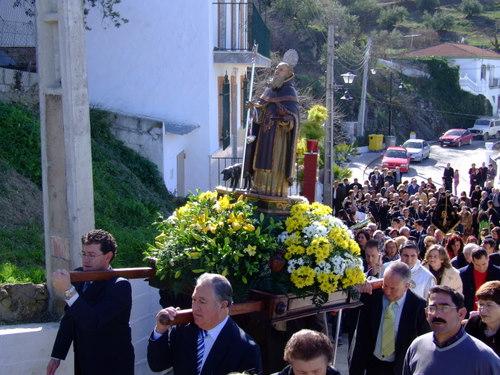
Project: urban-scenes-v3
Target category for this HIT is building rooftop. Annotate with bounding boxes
[400,43,500,59]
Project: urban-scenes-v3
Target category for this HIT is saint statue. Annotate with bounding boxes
[246,62,300,197]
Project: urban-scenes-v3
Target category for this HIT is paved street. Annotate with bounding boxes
[347,139,497,191]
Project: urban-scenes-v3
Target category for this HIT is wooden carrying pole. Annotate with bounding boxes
[69,267,383,325]
[69,267,155,282]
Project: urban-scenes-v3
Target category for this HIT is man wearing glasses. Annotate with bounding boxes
[349,262,430,375]
[403,285,499,374]
[47,229,134,375]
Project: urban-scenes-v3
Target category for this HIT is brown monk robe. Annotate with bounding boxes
[247,62,300,197]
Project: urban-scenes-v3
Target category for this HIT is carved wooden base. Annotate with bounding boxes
[216,186,302,217]
[249,289,361,323]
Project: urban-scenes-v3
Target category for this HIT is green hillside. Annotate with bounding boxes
[0,101,181,283]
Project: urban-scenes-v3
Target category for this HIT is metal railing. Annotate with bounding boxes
[212,156,243,187]
[212,156,302,196]
[214,2,270,58]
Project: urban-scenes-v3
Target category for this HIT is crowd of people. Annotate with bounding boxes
[46,159,500,375]
[337,162,500,373]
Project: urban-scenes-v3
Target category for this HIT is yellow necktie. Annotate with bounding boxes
[381,301,396,358]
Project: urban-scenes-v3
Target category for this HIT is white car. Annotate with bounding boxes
[402,139,431,162]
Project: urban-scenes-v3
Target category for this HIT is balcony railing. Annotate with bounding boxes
[214,2,270,59]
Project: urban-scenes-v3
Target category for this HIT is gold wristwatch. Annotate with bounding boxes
[64,286,76,300]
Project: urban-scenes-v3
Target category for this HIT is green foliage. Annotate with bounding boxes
[300,121,325,140]
[345,0,381,28]
[296,74,325,98]
[308,104,329,124]
[146,192,282,300]
[412,58,491,128]
[334,143,359,164]
[300,105,328,140]
[0,223,45,284]
[333,163,352,181]
[416,0,440,12]
[0,103,181,283]
[0,102,41,187]
[423,10,455,31]
[377,6,409,31]
[460,0,483,17]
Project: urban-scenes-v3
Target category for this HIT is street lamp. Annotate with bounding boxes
[340,72,356,101]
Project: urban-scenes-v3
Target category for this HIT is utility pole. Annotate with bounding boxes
[36,0,95,312]
[357,38,371,138]
[323,25,335,208]
[388,71,393,137]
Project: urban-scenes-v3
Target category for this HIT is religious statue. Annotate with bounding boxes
[246,62,300,197]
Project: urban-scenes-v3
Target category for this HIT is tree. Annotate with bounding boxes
[423,11,454,32]
[416,0,440,13]
[377,6,409,31]
[13,0,128,27]
[460,0,483,18]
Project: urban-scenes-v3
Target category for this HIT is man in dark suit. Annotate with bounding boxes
[459,248,500,314]
[47,230,134,375]
[349,262,430,375]
[148,273,262,375]
[332,181,343,215]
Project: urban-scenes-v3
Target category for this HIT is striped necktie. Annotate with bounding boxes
[196,328,207,374]
[381,301,396,358]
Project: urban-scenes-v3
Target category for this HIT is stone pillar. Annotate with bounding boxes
[36,0,94,312]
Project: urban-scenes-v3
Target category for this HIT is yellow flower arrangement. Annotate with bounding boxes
[278,201,366,304]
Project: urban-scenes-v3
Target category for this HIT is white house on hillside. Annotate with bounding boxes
[85,0,271,195]
[403,43,500,115]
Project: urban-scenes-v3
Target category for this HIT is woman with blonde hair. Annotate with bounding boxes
[422,244,462,293]
[382,239,400,263]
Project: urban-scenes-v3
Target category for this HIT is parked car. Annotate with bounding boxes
[439,129,473,147]
[381,146,411,173]
[468,116,500,141]
[402,139,431,162]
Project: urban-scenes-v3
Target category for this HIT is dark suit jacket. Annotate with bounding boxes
[349,289,430,375]
[147,317,262,375]
[459,262,500,313]
[51,270,134,375]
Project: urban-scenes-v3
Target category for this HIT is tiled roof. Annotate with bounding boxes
[400,43,500,59]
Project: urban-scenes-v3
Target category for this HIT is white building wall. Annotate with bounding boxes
[451,57,500,114]
[0,279,162,375]
[85,0,220,193]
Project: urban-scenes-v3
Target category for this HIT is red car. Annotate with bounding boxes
[439,128,473,147]
[381,146,411,173]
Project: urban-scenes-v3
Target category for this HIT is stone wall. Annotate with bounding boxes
[0,283,49,324]
[0,67,37,92]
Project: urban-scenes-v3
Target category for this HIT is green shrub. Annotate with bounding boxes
[460,0,483,17]
[377,6,408,31]
[423,11,455,31]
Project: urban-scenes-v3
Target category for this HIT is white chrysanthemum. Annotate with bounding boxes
[277,231,290,243]
[287,259,298,273]
[330,255,347,275]
[289,195,309,204]
[303,221,328,238]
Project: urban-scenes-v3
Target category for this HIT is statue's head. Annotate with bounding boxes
[270,62,294,89]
